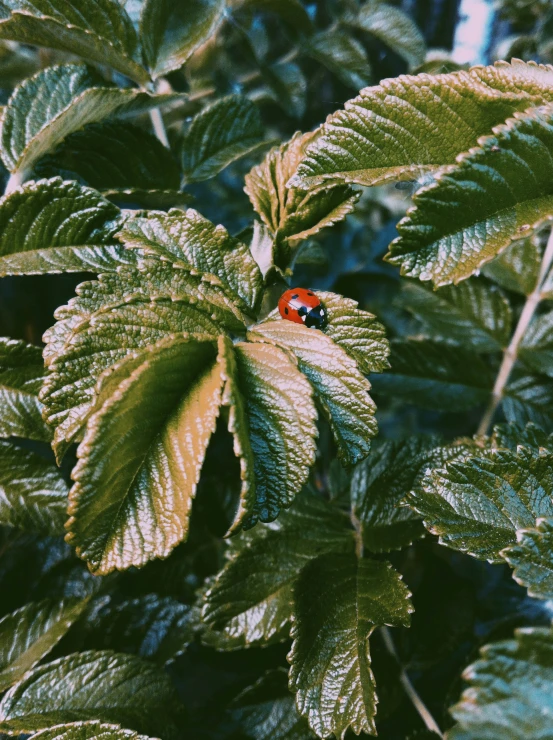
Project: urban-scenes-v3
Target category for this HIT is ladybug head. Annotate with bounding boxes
[304,304,327,329]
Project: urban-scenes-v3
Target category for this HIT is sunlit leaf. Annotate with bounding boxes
[29,722,155,740]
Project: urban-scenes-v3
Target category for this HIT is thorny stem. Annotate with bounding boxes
[476,226,553,438]
[380,627,444,738]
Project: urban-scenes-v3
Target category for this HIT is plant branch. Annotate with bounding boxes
[477,226,553,438]
[148,107,170,148]
[4,168,28,195]
[380,626,443,738]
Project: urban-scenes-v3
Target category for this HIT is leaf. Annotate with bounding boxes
[490,421,553,452]
[502,517,553,600]
[262,61,306,119]
[288,554,413,739]
[0,1,148,85]
[232,342,318,528]
[0,178,129,277]
[482,234,541,295]
[250,320,377,466]
[140,0,225,79]
[67,334,225,574]
[0,650,180,738]
[245,132,359,267]
[388,104,553,287]
[503,373,553,430]
[519,310,553,377]
[447,626,553,740]
[202,491,355,647]
[34,121,181,194]
[29,722,155,740]
[351,437,440,553]
[293,60,553,190]
[0,598,88,692]
[181,95,266,183]
[0,337,50,440]
[0,440,68,534]
[234,0,312,34]
[229,669,315,740]
[118,209,263,311]
[0,64,176,174]
[307,29,371,90]
[370,340,494,411]
[88,594,199,665]
[407,446,553,562]
[397,279,512,352]
[353,2,425,69]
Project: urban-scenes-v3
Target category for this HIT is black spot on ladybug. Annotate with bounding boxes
[291,294,299,299]
[307,291,314,296]
[284,307,289,314]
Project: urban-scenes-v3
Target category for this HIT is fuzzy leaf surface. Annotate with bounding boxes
[294,60,553,189]
[203,492,354,647]
[250,321,377,466]
[408,447,553,562]
[370,341,494,411]
[118,209,262,311]
[503,517,553,600]
[0,650,180,737]
[0,598,88,692]
[0,440,68,534]
[0,178,128,277]
[0,64,174,173]
[388,105,553,286]
[29,722,154,740]
[231,342,318,528]
[34,121,181,195]
[140,0,225,78]
[67,335,224,574]
[0,337,50,440]
[181,95,266,183]
[354,2,425,69]
[398,279,512,352]
[0,0,148,84]
[245,132,359,265]
[448,626,553,740]
[289,554,413,739]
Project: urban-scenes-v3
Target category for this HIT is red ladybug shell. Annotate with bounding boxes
[278,288,327,329]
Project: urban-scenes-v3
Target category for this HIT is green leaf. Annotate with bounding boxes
[262,61,306,119]
[0,337,50,441]
[490,421,553,451]
[353,2,425,69]
[370,340,494,411]
[447,626,553,740]
[0,178,129,277]
[140,0,225,79]
[229,669,315,740]
[397,279,512,352]
[0,1,148,85]
[29,722,155,740]
[289,554,413,739]
[293,60,553,189]
[351,437,441,553]
[250,320,377,466]
[387,104,553,286]
[245,132,359,267]
[0,598,88,692]
[89,594,199,664]
[1,64,176,174]
[307,29,371,90]
[118,209,263,311]
[482,233,541,295]
[502,517,553,600]
[407,446,553,562]
[234,0,312,34]
[231,341,318,528]
[504,373,553,430]
[181,95,266,183]
[202,491,354,647]
[0,650,180,738]
[34,121,182,195]
[0,440,68,534]
[519,309,553,377]
[67,334,225,574]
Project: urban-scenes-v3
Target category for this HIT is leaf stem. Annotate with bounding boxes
[4,168,28,195]
[476,226,553,437]
[149,107,170,148]
[380,626,443,738]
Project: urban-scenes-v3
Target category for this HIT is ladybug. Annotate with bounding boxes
[278,288,327,329]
